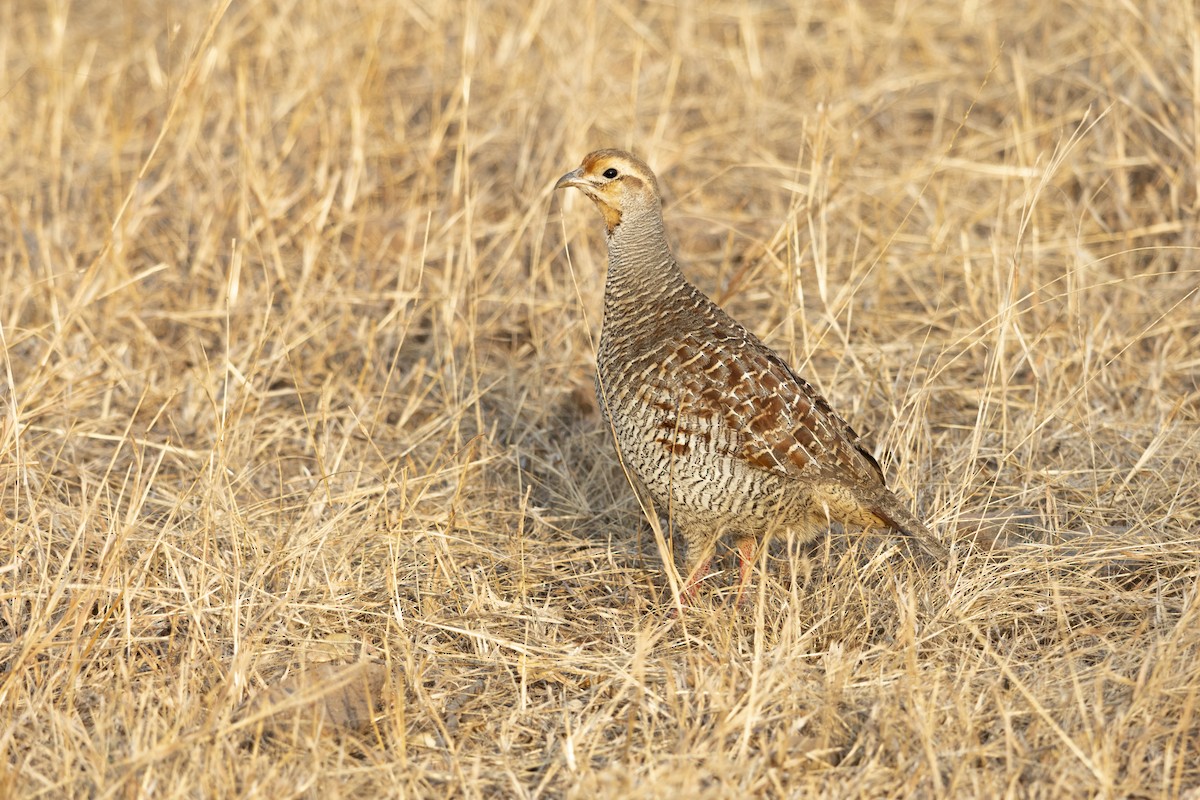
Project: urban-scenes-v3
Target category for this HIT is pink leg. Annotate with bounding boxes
[681,556,712,604]
[734,536,756,607]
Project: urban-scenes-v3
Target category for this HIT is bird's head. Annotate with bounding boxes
[555,149,661,234]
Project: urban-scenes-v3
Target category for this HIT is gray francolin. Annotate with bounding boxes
[555,149,946,604]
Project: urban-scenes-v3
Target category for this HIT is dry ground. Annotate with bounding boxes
[2,0,1199,797]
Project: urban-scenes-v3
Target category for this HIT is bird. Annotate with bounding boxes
[555,149,947,605]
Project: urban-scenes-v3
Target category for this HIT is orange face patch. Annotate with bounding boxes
[597,202,622,233]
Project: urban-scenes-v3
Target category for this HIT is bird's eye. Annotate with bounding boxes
[602,168,619,179]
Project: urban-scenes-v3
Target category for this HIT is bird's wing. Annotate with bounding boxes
[642,323,886,486]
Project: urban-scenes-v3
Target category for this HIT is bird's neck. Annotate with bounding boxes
[601,209,688,317]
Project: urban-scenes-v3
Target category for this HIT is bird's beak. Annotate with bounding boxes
[555,167,586,190]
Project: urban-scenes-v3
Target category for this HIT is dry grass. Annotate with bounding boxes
[2,0,1199,796]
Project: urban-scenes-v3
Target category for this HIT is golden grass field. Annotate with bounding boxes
[3,0,1199,796]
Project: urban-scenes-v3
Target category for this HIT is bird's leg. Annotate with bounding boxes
[681,556,712,604]
[733,535,757,607]
[671,525,719,610]
[668,556,711,618]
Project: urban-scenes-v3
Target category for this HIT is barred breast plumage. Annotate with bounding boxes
[555,149,946,604]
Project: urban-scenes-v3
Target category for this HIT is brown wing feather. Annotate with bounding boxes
[644,321,885,488]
